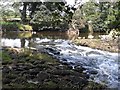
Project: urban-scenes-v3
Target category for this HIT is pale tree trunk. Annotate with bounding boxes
[88,21,94,39]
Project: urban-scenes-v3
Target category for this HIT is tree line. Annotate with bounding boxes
[1,0,120,32]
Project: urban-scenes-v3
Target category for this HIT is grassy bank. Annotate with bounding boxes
[74,38,119,53]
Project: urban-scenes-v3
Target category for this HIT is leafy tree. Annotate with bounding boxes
[79,1,119,32]
[29,2,75,30]
[108,1,120,30]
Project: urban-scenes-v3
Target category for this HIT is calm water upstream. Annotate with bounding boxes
[1,31,119,88]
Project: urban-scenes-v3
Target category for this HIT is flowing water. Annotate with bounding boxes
[1,31,119,88]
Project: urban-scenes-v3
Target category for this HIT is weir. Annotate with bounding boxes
[1,31,119,88]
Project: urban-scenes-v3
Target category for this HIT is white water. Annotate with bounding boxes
[35,39,119,88]
[1,38,119,88]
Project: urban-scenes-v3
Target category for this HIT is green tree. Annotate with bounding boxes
[79,1,118,32]
[29,2,75,30]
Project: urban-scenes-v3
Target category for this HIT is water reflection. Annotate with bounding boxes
[2,31,32,48]
[2,31,107,48]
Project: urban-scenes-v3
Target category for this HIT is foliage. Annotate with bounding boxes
[0,1,21,20]
[1,22,18,31]
[30,2,71,30]
[17,24,33,31]
[17,1,77,31]
[79,1,119,32]
[1,21,32,31]
[18,32,32,38]
[108,1,120,30]
[1,1,119,33]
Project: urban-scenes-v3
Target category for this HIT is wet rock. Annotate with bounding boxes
[17,60,26,63]
[69,76,87,85]
[25,64,34,69]
[52,70,72,76]
[22,65,31,70]
[20,70,28,75]
[61,62,69,65]
[14,77,27,84]
[12,65,25,71]
[55,65,70,70]
[2,47,106,89]
[74,65,86,73]
[29,59,35,63]
[2,60,12,65]
[88,70,98,74]
[28,69,39,75]
[2,66,10,73]
[42,81,58,88]
[37,72,49,82]
[83,73,90,79]
[62,58,67,61]
[35,64,49,70]
[5,73,17,79]
[33,60,45,65]
[27,75,36,79]
[2,78,11,84]
[45,47,60,55]
[82,81,106,90]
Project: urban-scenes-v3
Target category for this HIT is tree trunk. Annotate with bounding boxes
[21,2,27,23]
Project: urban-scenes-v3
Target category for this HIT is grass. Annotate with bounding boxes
[0,51,12,63]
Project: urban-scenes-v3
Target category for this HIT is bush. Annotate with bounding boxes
[1,22,33,31]
[1,22,18,31]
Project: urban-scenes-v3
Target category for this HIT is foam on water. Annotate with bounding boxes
[35,39,119,88]
[2,38,119,88]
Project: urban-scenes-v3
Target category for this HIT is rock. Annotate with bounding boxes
[52,70,72,76]
[28,69,39,75]
[61,62,69,65]
[2,66,10,73]
[2,78,11,84]
[69,76,87,86]
[5,74,17,79]
[42,81,58,88]
[82,81,106,90]
[27,75,36,79]
[83,73,90,79]
[14,77,27,84]
[74,65,86,73]
[37,72,49,82]
[45,47,60,55]
[33,60,45,65]
[62,58,67,61]
[89,70,98,74]
[35,64,49,70]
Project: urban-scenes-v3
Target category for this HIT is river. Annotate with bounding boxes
[1,31,119,88]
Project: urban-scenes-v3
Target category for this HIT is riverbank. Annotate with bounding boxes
[2,47,106,89]
[74,38,119,53]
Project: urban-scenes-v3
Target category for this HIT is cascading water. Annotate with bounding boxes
[35,38,119,88]
[2,38,119,88]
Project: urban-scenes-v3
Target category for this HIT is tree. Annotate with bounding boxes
[108,1,120,30]
[78,1,119,32]
[0,0,20,20]
[29,1,76,30]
